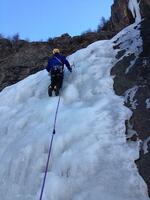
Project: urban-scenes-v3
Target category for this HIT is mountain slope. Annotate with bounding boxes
[0,24,149,200]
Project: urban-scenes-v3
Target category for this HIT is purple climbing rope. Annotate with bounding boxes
[39,95,61,200]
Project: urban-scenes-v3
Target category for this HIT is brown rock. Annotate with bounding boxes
[110,0,134,32]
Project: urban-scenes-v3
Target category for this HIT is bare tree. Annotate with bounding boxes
[81,28,93,36]
[12,33,20,42]
[97,17,107,32]
[0,33,4,39]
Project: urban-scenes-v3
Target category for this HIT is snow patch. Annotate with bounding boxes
[126,121,138,140]
[125,86,139,109]
[143,137,150,154]
[146,98,150,109]
[125,59,136,74]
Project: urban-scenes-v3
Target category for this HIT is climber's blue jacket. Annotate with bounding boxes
[46,53,72,73]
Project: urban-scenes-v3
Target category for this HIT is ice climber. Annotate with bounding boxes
[46,48,72,96]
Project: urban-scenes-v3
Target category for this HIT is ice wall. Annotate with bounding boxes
[128,0,142,23]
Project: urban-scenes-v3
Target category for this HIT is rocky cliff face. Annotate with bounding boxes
[110,0,134,31]
[140,0,150,19]
[110,0,150,196]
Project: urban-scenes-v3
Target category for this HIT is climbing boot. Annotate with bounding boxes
[54,86,59,96]
[48,85,52,97]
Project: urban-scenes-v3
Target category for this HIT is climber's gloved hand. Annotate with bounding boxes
[69,68,72,73]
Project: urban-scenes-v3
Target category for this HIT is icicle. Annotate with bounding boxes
[128,0,141,23]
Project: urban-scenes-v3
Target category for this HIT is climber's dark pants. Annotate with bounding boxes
[51,73,64,91]
[48,71,64,96]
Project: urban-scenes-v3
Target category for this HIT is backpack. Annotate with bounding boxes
[51,56,64,74]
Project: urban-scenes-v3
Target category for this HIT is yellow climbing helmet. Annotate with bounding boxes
[52,48,60,54]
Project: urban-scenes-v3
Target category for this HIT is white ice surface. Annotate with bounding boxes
[128,0,142,23]
[112,23,142,57]
[143,136,150,154]
[112,22,143,74]
[125,86,139,110]
[0,26,149,200]
[146,98,150,109]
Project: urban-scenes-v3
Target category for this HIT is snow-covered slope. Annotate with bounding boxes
[0,25,149,200]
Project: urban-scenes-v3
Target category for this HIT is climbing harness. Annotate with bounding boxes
[39,95,61,200]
